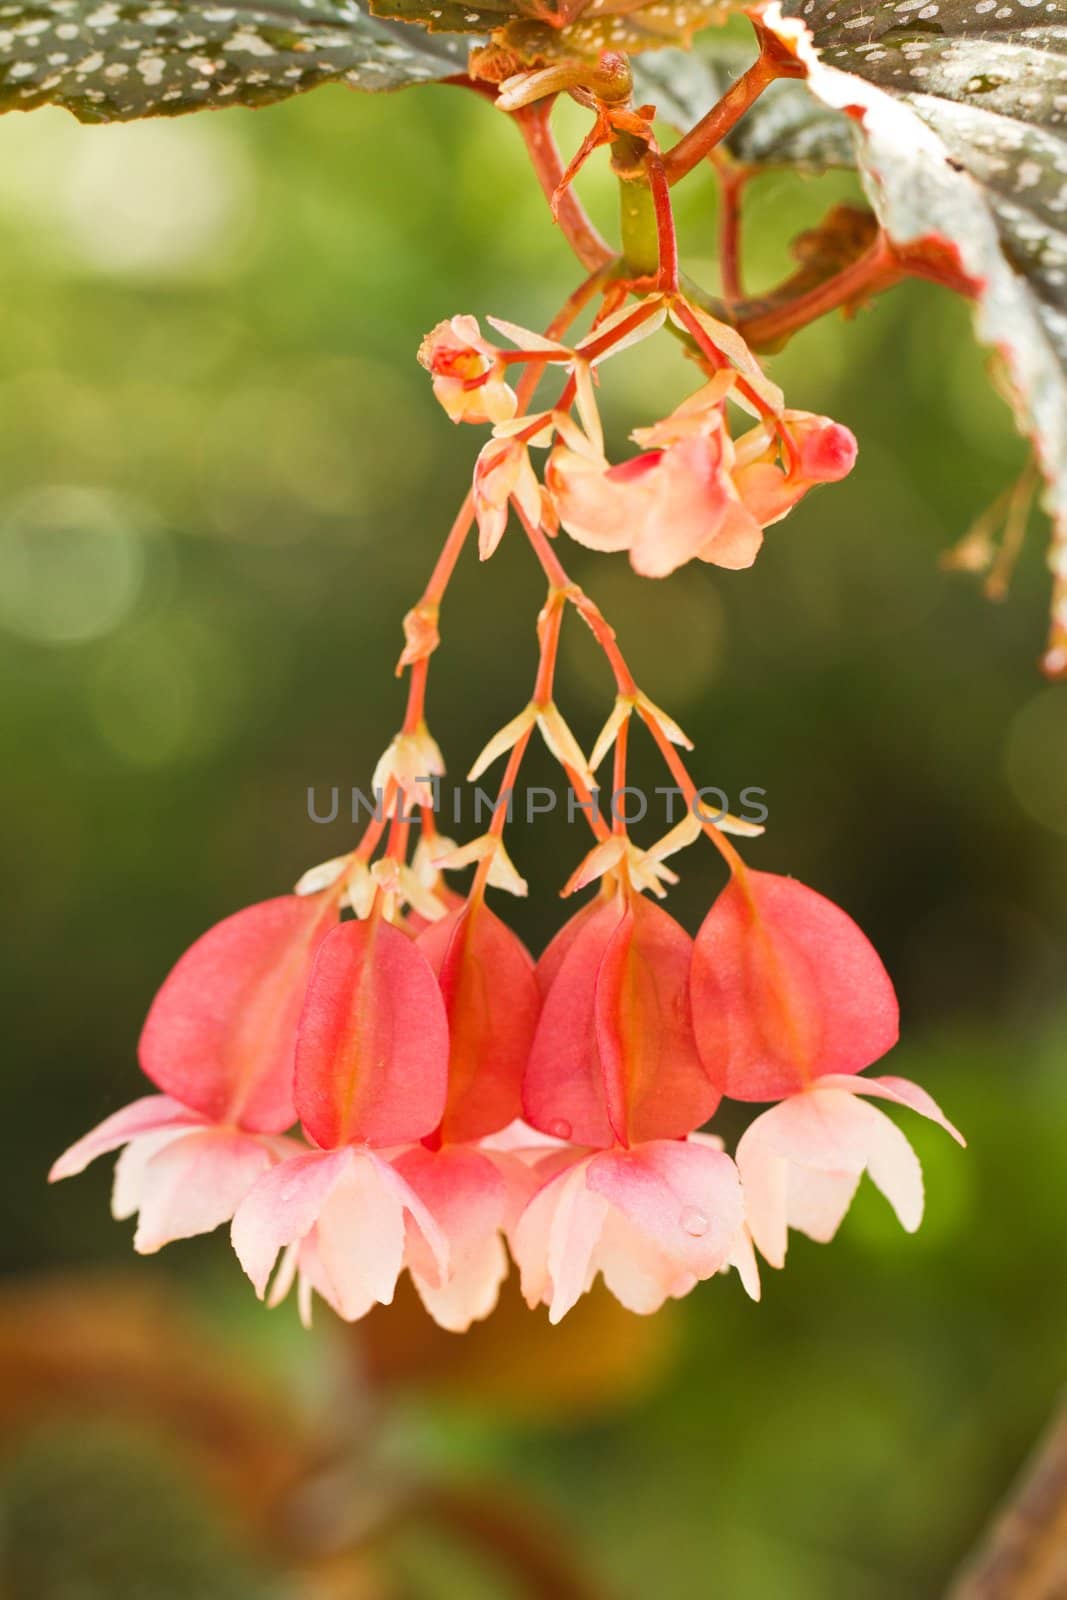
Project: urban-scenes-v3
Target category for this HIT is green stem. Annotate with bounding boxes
[612,133,659,281]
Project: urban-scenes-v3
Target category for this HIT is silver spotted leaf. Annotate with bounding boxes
[634,43,858,169]
[0,0,473,120]
[768,0,1067,661]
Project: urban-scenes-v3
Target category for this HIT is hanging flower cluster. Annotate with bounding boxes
[51,275,962,1328]
[49,820,962,1329]
[50,69,965,1329]
[418,292,856,577]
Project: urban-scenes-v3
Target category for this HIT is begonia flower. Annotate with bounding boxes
[50,894,337,1252]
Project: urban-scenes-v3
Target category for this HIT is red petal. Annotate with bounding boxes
[417,903,540,1143]
[524,900,621,1146]
[295,917,448,1148]
[139,895,338,1134]
[595,895,719,1143]
[536,895,606,997]
[525,895,717,1147]
[691,871,899,1101]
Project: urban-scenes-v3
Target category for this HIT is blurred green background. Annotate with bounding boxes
[1,66,1065,1599]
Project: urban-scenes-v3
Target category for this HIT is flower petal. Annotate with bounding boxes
[595,895,719,1143]
[512,1156,608,1324]
[524,900,622,1146]
[587,1140,744,1281]
[829,1073,966,1146]
[312,1151,411,1319]
[139,895,337,1134]
[416,902,540,1143]
[691,870,900,1101]
[395,1145,508,1332]
[48,1095,201,1183]
[295,918,448,1148]
[133,1128,275,1254]
[231,1148,354,1299]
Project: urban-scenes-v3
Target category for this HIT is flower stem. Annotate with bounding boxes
[516,503,745,877]
[661,46,794,187]
[737,232,900,348]
[512,100,615,273]
[711,152,748,302]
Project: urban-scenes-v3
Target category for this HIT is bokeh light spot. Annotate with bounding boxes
[0,486,145,645]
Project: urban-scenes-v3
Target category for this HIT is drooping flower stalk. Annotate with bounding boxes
[50,48,967,1333]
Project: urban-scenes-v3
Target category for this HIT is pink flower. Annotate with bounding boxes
[417,900,541,1144]
[393,1144,510,1332]
[418,315,517,426]
[690,869,900,1102]
[232,1144,447,1326]
[472,434,541,560]
[737,1074,965,1267]
[513,1138,744,1322]
[49,893,337,1251]
[732,409,857,527]
[524,891,719,1146]
[510,890,747,1320]
[231,914,451,1323]
[546,397,763,578]
[545,390,857,579]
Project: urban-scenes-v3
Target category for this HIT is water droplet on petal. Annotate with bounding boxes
[548,1118,572,1140]
[680,1206,708,1237]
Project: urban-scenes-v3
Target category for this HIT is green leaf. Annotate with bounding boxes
[635,43,857,170]
[768,0,1067,627]
[0,0,473,121]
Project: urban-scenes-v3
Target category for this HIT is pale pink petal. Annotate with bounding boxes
[394,1145,504,1291]
[112,1128,191,1221]
[783,1164,863,1245]
[545,446,641,554]
[312,1153,410,1319]
[823,1073,966,1146]
[477,1118,570,1154]
[738,1086,930,1254]
[512,1156,606,1324]
[231,1148,353,1298]
[586,1140,744,1282]
[854,1110,925,1231]
[545,1162,610,1324]
[414,1233,509,1332]
[739,1088,875,1171]
[595,1209,685,1314]
[723,1224,762,1301]
[698,500,765,569]
[133,1129,274,1254]
[628,437,734,579]
[735,1122,790,1268]
[49,1095,203,1183]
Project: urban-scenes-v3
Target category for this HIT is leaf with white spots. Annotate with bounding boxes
[634,43,858,169]
[371,0,727,52]
[0,0,473,121]
[764,0,1067,669]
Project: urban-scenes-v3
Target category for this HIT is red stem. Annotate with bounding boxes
[738,232,901,347]
[646,151,679,292]
[516,503,742,875]
[512,101,615,273]
[712,154,748,303]
[662,52,787,187]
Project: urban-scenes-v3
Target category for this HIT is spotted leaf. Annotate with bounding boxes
[0,0,473,122]
[764,0,1067,663]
